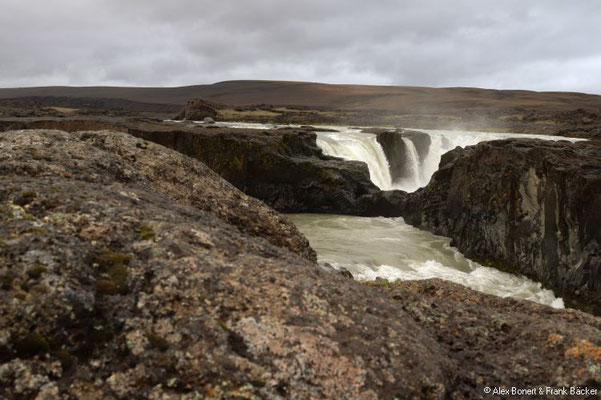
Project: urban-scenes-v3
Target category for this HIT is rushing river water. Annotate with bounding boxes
[209,121,574,307]
[288,214,564,308]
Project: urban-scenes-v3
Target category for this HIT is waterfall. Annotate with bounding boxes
[315,126,585,193]
[421,134,443,184]
[316,131,393,190]
[395,138,422,192]
[198,122,584,194]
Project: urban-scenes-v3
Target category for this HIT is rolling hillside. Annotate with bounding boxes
[1,80,601,113]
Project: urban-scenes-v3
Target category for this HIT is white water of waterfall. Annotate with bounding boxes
[421,135,443,186]
[316,130,393,190]
[396,138,422,192]
[318,128,585,192]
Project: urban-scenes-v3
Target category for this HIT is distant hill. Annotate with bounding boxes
[1,80,601,113]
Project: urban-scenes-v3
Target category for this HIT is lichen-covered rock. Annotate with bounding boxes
[2,129,601,399]
[0,129,451,399]
[404,139,601,313]
[0,128,314,262]
[373,278,601,397]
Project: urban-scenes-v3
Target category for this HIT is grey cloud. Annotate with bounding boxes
[1,0,600,93]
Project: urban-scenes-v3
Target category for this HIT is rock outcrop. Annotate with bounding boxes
[0,129,315,262]
[173,99,219,121]
[2,129,601,399]
[127,123,379,214]
[404,139,601,313]
[0,118,380,215]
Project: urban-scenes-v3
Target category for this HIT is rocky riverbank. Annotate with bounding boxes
[403,139,601,313]
[0,118,380,214]
[2,129,601,399]
[2,119,599,314]
[126,123,379,214]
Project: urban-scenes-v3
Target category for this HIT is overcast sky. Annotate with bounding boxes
[1,0,600,93]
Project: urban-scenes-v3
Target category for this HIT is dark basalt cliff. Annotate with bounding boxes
[2,129,601,399]
[404,139,601,312]
[126,124,380,214]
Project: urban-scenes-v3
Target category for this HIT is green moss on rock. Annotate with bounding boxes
[107,264,129,293]
[139,225,155,241]
[97,248,131,268]
[95,249,131,294]
[0,204,14,218]
[96,278,118,295]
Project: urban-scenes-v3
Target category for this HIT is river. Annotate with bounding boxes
[288,213,564,307]
[214,121,582,307]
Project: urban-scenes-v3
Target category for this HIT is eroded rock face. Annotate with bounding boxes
[405,139,601,312]
[1,130,601,399]
[127,124,379,214]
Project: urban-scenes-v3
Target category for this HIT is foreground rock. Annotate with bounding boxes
[404,139,601,313]
[2,130,601,399]
[0,129,435,399]
[372,278,601,397]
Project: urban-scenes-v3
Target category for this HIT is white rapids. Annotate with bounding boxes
[288,214,564,308]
